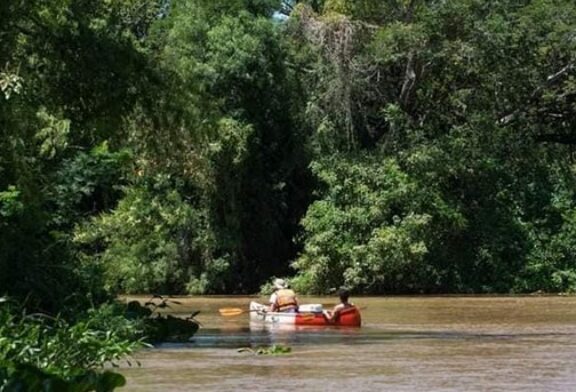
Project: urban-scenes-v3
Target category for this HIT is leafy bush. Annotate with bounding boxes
[0,298,151,391]
[125,296,200,342]
[74,175,222,294]
[0,302,144,377]
[292,154,435,293]
[0,363,125,392]
[515,177,576,293]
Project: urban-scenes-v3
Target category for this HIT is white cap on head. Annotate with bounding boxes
[273,278,288,290]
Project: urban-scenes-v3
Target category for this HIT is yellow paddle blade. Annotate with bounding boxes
[219,308,244,316]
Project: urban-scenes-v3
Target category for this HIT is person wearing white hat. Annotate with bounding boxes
[269,278,299,312]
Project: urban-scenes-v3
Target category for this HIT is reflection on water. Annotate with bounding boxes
[120,296,576,392]
[168,326,365,349]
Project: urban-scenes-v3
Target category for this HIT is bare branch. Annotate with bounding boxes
[399,51,417,110]
[498,62,575,125]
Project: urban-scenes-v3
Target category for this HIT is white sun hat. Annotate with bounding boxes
[273,278,288,290]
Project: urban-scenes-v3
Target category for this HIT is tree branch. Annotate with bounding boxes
[279,0,295,16]
[499,62,575,125]
[399,51,417,111]
[534,133,576,145]
[404,0,419,23]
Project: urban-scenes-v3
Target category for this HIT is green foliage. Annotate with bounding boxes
[237,344,292,355]
[125,296,200,342]
[0,69,23,100]
[111,0,311,293]
[0,300,145,391]
[3,0,576,320]
[0,305,143,375]
[0,142,130,312]
[284,0,576,294]
[0,363,125,392]
[0,0,158,311]
[51,143,132,227]
[75,175,217,294]
[36,108,71,159]
[516,173,576,293]
[292,154,434,293]
[0,186,23,221]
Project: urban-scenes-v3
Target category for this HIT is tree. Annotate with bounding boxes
[290,0,576,293]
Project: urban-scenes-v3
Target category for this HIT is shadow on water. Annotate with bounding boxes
[158,326,368,349]
[153,324,576,350]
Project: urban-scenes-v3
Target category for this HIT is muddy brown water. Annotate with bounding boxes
[120,296,576,391]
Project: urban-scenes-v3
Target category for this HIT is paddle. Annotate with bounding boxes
[219,307,263,316]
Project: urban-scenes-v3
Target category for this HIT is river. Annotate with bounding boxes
[120,296,576,391]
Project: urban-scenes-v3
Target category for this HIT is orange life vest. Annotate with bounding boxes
[276,289,298,311]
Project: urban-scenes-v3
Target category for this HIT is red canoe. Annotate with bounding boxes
[249,302,362,327]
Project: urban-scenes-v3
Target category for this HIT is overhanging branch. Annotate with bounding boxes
[498,62,575,125]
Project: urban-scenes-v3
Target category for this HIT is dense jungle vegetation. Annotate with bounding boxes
[4,0,576,303]
[2,0,576,387]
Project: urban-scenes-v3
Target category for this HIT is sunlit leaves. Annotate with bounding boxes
[292,155,434,293]
[0,186,23,221]
[74,176,221,294]
[35,108,70,159]
[0,69,23,100]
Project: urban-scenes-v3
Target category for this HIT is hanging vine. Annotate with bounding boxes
[293,5,364,151]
